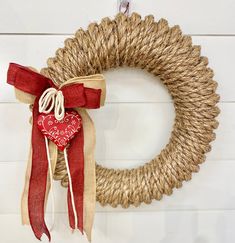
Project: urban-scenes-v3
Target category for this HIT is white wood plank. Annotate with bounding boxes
[0,160,235,213]
[0,0,234,34]
[1,103,174,162]
[0,35,65,102]
[0,102,232,162]
[0,210,234,243]
[0,36,234,103]
[0,2,233,242]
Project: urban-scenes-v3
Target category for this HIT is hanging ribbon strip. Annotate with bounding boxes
[7,63,106,241]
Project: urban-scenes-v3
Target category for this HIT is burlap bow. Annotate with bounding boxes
[7,63,106,241]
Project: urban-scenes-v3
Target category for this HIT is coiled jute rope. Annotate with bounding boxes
[40,13,220,208]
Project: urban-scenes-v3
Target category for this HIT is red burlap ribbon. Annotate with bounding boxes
[7,63,103,240]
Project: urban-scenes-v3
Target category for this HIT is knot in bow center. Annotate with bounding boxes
[39,87,65,121]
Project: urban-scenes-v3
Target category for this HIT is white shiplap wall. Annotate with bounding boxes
[0,1,234,243]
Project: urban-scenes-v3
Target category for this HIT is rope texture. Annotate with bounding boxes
[40,13,220,208]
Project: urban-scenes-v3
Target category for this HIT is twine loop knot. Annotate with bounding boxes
[39,87,65,121]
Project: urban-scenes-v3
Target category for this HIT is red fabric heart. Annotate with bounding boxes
[37,110,82,151]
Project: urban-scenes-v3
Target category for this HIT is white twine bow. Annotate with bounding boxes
[39,87,65,120]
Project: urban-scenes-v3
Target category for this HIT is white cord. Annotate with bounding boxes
[40,88,77,228]
[44,137,55,231]
[64,148,78,229]
[54,91,64,121]
[39,87,65,120]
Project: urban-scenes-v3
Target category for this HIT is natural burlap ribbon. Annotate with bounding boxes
[7,63,106,241]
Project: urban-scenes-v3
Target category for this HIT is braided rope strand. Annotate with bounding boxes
[40,13,220,208]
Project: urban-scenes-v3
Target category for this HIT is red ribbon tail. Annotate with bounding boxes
[67,126,84,232]
[28,98,51,241]
[33,223,51,242]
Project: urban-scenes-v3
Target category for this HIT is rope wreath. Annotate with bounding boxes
[40,12,220,208]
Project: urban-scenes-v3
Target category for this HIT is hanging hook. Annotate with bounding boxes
[118,0,130,16]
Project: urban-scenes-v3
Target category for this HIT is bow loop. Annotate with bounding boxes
[62,84,87,108]
[62,83,102,109]
[7,63,105,110]
[7,62,106,241]
[7,63,54,97]
[39,88,65,121]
